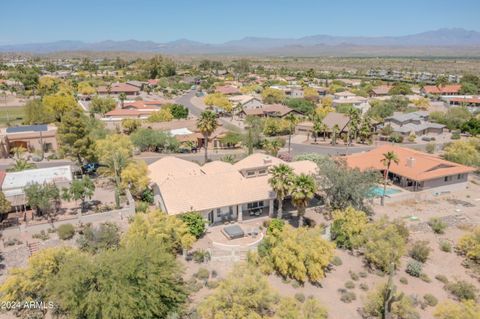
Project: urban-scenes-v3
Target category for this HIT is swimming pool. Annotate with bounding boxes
[369,186,402,197]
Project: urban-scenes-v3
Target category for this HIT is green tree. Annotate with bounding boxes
[434,300,480,319]
[0,191,11,215]
[331,206,368,249]
[443,138,480,167]
[354,217,408,271]
[57,108,94,165]
[62,175,95,213]
[96,134,134,208]
[197,110,218,163]
[263,138,284,156]
[6,159,36,172]
[290,173,317,228]
[261,88,286,104]
[121,118,141,134]
[118,92,127,108]
[457,226,480,264]
[388,82,413,95]
[24,182,60,218]
[51,239,187,319]
[198,264,278,319]
[130,128,179,152]
[89,95,116,116]
[285,113,299,154]
[268,164,294,219]
[120,160,150,198]
[381,151,399,206]
[168,103,189,119]
[23,99,53,124]
[180,211,206,239]
[42,93,78,122]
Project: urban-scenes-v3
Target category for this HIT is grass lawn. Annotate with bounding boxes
[0,106,25,126]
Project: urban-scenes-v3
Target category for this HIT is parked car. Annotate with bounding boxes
[81,163,106,175]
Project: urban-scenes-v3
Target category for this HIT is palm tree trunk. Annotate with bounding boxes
[277,198,283,219]
[381,167,389,206]
[288,133,292,154]
[204,133,209,163]
[298,208,304,227]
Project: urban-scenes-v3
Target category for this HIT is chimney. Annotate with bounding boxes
[407,157,415,168]
[264,156,272,164]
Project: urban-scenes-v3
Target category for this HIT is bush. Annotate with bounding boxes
[451,132,461,140]
[446,280,478,301]
[32,230,50,241]
[423,294,438,307]
[440,240,452,252]
[428,218,447,234]
[359,271,368,278]
[180,212,206,238]
[192,249,211,263]
[349,271,359,281]
[435,274,449,284]
[345,281,355,289]
[340,291,356,303]
[76,222,120,254]
[331,256,343,266]
[267,218,285,235]
[194,268,210,281]
[409,240,431,263]
[360,283,369,291]
[186,278,203,293]
[405,260,422,277]
[291,280,302,288]
[57,224,75,240]
[211,270,218,278]
[294,293,306,303]
[135,201,149,213]
[420,273,431,283]
[425,142,436,154]
[399,277,408,285]
[206,280,219,289]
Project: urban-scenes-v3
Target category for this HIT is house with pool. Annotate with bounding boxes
[345,145,475,193]
[148,154,317,224]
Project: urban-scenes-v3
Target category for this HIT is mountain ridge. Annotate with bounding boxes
[2,28,480,56]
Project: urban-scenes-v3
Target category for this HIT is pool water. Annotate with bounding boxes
[369,186,402,197]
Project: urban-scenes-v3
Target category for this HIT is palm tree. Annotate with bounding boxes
[348,108,361,145]
[264,139,283,157]
[268,164,294,219]
[119,92,127,108]
[285,113,298,154]
[331,124,340,146]
[380,151,399,206]
[197,110,218,163]
[321,123,328,141]
[7,159,36,172]
[312,117,322,143]
[290,174,317,227]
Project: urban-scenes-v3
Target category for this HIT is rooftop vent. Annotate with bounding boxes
[264,156,272,164]
[406,157,416,168]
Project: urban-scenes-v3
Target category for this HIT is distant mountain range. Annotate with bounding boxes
[2,28,480,56]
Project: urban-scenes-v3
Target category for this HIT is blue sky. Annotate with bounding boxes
[1,0,480,44]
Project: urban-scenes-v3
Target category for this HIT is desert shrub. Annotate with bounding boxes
[194,268,210,281]
[76,222,120,253]
[57,224,75,240]
[399,277,408,285]
[440,240,452,252]
[451,132,461,139]
[435,274,449,284]
[180,211,206,238]
[186,278,203,293]
[345,281,355,289]
[423,294,438,307]
[406,260,422,277]
[135,201,149,213]
[291,280,302,288]
[340,291,356,303]
[359,271,368,278]
[267,218,285,235]
[32,230,50,241]
[192,249,211,263]
[294,293,306,303]
[420,273,431,283]
[457,226,480,264]
[429,218,447,234]
[350,271,360,281]
[409,240,432,263]
[446,280,478,301]
[426,142,436,154]
[211,270,218,278]
[360,283,369,291]
[206,280,219,289]
[331,256,343,266]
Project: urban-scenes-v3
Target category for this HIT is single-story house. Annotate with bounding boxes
[148,154,317,223]
[215,85,241,95]
[383,111,445,136]
[1,165,73,207]
[421,84,461,96]
[448,97,480,108]
[229,95,263,110]
[97,83,140,96]
[238,104,300,118]
[0,124,58,157]
[103,109,151,121]
[369,85,392,97]
[345,145,475,192]
[123,99,173,111]
[295,112,351,137]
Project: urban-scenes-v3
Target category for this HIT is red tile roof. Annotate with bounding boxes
[449,97,480,104]
[123,99,172,110]
[215,85,240,95]
[345,145,475,182]
[422,84,461,95]
[97,83,140,94]
[104,109,144,117]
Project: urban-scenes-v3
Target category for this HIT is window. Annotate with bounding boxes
[259,169,267,175]
[246,171,255,177]
[444,176,448,182]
